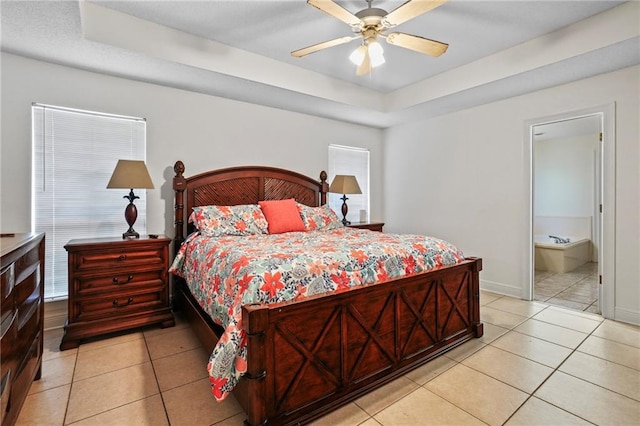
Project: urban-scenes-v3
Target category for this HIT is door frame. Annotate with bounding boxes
[523,103,615,318]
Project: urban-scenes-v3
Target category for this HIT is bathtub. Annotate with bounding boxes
[534,235,592,273]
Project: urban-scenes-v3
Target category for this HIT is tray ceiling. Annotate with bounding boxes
[1,1,638,127]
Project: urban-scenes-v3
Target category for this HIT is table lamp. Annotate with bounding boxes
[329,175,362,225]
[106,159,154,239]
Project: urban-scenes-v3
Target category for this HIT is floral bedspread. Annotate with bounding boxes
[169,227,465,400]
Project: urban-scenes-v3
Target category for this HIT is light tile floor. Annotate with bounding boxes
[17,293,640,425]
[534,262,600,314]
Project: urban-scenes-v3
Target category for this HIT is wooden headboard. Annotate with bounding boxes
[172,160,328,249]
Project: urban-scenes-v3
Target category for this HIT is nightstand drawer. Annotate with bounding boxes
[74,270,165,296]
[72,248,165,272]
[75,289,165,321]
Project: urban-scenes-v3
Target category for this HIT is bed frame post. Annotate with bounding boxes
[469,257,484,338]
[173,160,186,257]
[319,170,328,205]
[242,303,269,426]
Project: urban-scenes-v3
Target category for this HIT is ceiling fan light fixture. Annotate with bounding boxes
[367,39,385,67]
[349,44,367,66]
[294,0,450,76]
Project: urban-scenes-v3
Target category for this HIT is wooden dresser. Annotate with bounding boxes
[1,233,45,426]
[60,236,174,350]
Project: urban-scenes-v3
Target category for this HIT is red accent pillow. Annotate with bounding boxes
[259,199,306,234]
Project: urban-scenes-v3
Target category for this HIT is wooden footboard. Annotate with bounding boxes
[171,161,483,425]
[240,257,483,425]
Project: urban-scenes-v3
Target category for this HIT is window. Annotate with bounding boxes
[328,144,370,223]
[32,104,147,300]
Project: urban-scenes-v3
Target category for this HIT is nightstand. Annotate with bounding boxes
[347,222,385,232]
[60,235,174,350]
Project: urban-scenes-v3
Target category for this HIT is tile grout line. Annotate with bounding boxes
[501,317,609,425]
[477,303,596,425]
[44,293,633,426]
[142,328,173,426]
[534,265,599,314]
[366,363,491,426]
[420,305,545,425]
[63,327,158,425]
[62,341,79,426]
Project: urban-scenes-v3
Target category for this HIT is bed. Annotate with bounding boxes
[170,160,483,425]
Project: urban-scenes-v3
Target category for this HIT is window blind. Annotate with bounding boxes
[32,104,147,300]
[328,144,370,223]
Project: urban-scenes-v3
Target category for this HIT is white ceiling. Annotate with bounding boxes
[1,1,638,128]
[90,0,624,92]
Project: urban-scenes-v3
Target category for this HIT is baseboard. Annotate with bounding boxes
[44,299,67,330]
[480,279,522,299]
[614,306,640,326]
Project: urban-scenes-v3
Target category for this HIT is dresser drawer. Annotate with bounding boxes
[71,247,166,272]
[13,294,40,368]
[13,264,41,329]
[0,233,44,426]
[17,295,41,345]
[1,368,11,425]
[0,264,15,348]
[74,288,166,321]
[73,270,166,296]
[10,333,41,422]
[13,245,41,280]
[1,263,14,303]
[0,292,15,339]
[1,311,17,368]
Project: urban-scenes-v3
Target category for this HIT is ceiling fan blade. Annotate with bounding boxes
[356,50,372,76]
[291,36,358,58]
[383,0,449,27]
[385,32,448,57]
[307,0,361,26]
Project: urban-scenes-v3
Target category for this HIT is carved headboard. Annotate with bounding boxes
[172,160,328,250]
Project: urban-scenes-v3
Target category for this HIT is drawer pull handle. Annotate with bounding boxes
[113,275,134,285]
[118,254,127,261]
[112,297,133,308]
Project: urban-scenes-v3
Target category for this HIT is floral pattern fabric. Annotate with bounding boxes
[191,204,268,237]
[297,203,344,231]
[169,227,465,401]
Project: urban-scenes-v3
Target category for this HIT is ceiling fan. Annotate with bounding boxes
[291,0,449,76]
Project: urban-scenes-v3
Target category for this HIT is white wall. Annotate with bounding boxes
[0,53,384,241]
[534,134,598,218]
[3,53,638,324]
[384,65,639,324]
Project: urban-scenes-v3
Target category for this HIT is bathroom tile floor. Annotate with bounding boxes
[17,291,640,425]
[534,262,600,314]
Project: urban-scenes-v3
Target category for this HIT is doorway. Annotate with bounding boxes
[532,115,602,313]
[525,103,616,319]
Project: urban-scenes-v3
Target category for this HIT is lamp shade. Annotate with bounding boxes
[106,160,154,189]
[329,175,362,195]
[349,45,367,66]
[367,39,385,67]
